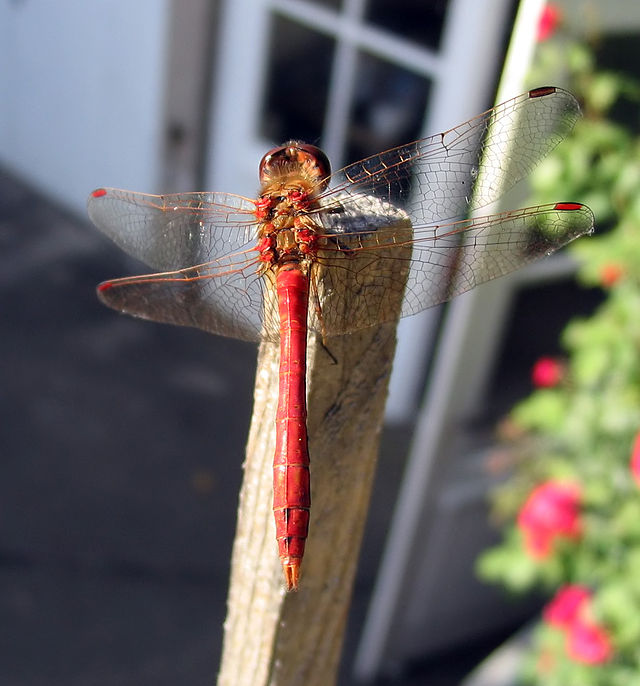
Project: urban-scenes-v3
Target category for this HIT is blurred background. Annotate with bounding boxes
[1,0,638,684]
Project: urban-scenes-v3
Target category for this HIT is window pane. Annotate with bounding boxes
[345,52,431,162]
[365,0,447,49]
[260,14,335,145]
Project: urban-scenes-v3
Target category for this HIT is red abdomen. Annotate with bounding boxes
[273,265,310,590]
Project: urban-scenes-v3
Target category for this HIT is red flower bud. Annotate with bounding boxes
[599,263,624,288]
[531,357,564,388]
[537,4,562,42]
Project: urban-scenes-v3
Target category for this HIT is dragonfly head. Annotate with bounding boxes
[259,141,331,193]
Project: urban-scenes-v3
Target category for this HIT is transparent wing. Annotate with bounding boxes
[89,188,277,341]
[94,199,593,342]
[317,87,580,226]
[89,88,592,343]
[88,188,258,270]
[95,252,280,343]
[309,197,594,336]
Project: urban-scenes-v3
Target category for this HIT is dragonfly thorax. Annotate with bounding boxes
[256,212,319,268]
[254,184,314,221]
[276,228,297,253]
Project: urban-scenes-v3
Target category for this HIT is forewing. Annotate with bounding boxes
[88,188,258,270]
[320,87,580,226]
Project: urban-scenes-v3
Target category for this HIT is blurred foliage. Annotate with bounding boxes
[477,8,640,684]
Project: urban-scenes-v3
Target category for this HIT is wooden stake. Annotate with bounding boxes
[217,206,411,686]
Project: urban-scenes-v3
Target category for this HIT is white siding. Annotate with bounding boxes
[0,0,170,214]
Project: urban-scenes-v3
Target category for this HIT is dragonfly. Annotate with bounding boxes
[88,86,594,591]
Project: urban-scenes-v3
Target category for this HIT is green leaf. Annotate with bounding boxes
[512,391,568,433]
[587,72,624,112]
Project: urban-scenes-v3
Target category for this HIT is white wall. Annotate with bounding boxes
[0,0,170,215]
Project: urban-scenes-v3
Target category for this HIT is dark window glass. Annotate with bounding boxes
[345,52,431,162]
[260,14,335,145]
[597,34,640,135]
[365,0,447,49]
[486,281,603,423]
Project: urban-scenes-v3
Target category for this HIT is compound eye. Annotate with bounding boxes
[258,145,287,182]
[259,142,331,189]
[293,143,331,182]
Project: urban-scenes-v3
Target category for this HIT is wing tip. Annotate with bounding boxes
[529,85,557,99]
[554,202,583,211]
[97,281,114,293]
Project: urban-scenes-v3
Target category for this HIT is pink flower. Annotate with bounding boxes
[517,481,582,558]
[531,357,564,388]
[544,585,591,629]
[537,4,562,41]
[543,586,614,665]
[566,617,613,664]
[630,431,640,487]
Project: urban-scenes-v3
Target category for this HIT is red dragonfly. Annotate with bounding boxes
[88,86,593,590]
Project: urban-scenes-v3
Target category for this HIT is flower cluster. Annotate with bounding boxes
[517,481,582,558]
[477,11,640,683]
[543,586,613,665]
